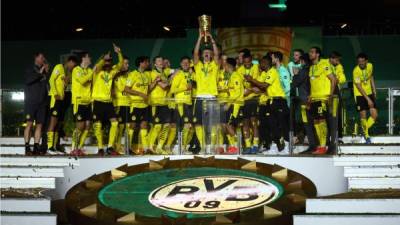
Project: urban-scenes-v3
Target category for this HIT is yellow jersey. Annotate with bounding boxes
[237,64,260,100]
[309,58,333,100]
[149,68,169,106]
[263,67,285,98]
[113,72,130,107]
[71,65,93,106]
[193,60,219,97]
[217,68,229,103]
[126,69,150,108]
[227,71,244,105]
[92,52,123,102]
[49,64,66,99]
[353,63,373,97]
[331,63,346,86]
[169,70,192,105]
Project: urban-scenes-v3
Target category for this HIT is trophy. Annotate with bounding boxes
[198,15,212,43]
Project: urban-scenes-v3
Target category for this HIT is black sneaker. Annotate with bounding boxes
[47,147,60,155]
[276,138,285,151]
[25,144,32,155]
[106,147,118,156]
[97,149,105,156]
[33,143,41,155]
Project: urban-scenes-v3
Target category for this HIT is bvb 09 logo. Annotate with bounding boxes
[149,175,281,214]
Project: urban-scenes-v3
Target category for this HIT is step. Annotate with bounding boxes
[0,145,25,155]
[0,177,55,189]
[0,137,71,145]
[334,155,400,166]
[342,136,400,144]
[344,166,400,178]
[339,145,400,155]
[0,197,51,212]
[349,177,400,189]
[0,166,65,177]
[293,214,400,225]
[0,156,79,167]
[306,198,400,213]
[0,213,56,225]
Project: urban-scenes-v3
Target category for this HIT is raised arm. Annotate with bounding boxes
[193,29,203,65]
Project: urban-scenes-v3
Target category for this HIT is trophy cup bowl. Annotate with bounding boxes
[198,14,212,43]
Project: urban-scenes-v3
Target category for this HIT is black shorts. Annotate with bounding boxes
[59,91,71,122]
[151,105,171,124]
[226,105,244,126]
[50,100,63,119]
[92,101,117,122]
[24,102,47,124]
[131,107,150,123]
[243,99,258,119]
[356,95,377,112]
[193,98,218,124]
[117,106,132,123]
[258,104,271,120]
[310,101,328,120]
[174,104,193,126]
[74,104,91,122]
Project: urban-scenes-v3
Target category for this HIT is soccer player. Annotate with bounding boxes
[288,49,304,77]
[329,51,346,150]
[216,54,229,153]
[148,56,171,154]
[223,57,244,154]
[308,47,336,154]
[291,53,317,153]
[192,29,220,152]
[112,56,130,154]
[91,43,123,155]
[169,56,194,153]
[71,52,93,155]
[237,51,260,154]
[47,55,78,154]
[246,54,288,152]
[237,48,250,68]
[124,56,151,154]
[353,53,377,144]
[24,52,50,155]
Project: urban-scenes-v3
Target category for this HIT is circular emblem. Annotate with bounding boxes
[93,115,97,120]
[155,117,160,123]
[193,117,197,122]
[77,115,82,121]
[52,110,58,116]
[149,175,281,214]
[26,114,31,119]
[184,117,189,122]
[132,115,136,121]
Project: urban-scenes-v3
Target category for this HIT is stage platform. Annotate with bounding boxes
[1,136,400,225]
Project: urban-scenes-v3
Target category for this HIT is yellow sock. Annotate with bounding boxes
[195,125,205,149]
[128,128,134,148]
[116,124,125,147]
[253,137,259,147]
[108,121,118,148]
[78,129,89,148]
[211,126,217,146]
[166,126,177,148]
[314,123,321,147]
[139,129,149,149]
[149,124,162,148]
[319,121,327,146]
[367,117,375,129]
[182,126,190,150]
[71,129,81,150]
[227,134,237,146]
[361,118,368,137]
[157,124,170,149]
[47,131,54,149]
[93,122,103,149]
[54,132,59,148]
[245,138,252,148]
[218,127,224,146]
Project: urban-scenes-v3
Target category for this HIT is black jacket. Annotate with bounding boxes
[24,64,49,105]
[290,66,310,103]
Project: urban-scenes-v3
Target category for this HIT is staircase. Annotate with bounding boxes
[293,141,400,225]
[0,153,79,225]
